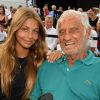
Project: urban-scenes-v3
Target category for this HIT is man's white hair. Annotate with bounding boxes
[56,10,91,50]
[56,10,91,33]
[45,15,53,22]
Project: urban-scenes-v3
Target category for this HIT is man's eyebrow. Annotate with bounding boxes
[70,27,79,29]
[58,29,65,32]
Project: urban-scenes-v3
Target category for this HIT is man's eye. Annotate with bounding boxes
[59,31,65,36]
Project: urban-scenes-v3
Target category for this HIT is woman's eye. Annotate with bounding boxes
[20,27,29,32]
[32,29,39,34]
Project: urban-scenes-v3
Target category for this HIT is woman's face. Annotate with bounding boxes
[0,7,4,15]
[97,19,100,31]
[16,18,39,50]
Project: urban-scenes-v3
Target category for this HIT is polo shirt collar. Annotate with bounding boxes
[81,50,95,65]
[57,50,95,65]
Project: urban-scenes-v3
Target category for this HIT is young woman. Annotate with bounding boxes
[0,7,47,100]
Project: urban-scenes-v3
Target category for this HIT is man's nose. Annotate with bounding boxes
[64,31,72,40]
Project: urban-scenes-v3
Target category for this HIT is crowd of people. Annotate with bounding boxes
[0,3,100,100]
[34,4,100,56]
[0,4,100,55]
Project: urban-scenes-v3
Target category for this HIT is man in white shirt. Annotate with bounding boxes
[88,29,98,54]
[44,15,58,52]
[0,25,7,43]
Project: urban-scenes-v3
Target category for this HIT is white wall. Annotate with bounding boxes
[0,0,26,7]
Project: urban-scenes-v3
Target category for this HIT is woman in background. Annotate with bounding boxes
[0,5,8,30]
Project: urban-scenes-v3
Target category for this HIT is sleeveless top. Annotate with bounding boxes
[0,57,28,100]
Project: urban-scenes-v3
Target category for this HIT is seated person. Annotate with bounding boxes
[31,10,100,100]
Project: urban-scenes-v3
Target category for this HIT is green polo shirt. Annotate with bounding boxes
[31,50,100,100]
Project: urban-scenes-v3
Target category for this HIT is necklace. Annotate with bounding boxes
[18,57,27,69]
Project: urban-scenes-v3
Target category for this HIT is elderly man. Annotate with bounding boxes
[31,10,100,100]
[44,15,58,52]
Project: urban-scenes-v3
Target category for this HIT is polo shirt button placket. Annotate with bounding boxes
[67,68,69,71]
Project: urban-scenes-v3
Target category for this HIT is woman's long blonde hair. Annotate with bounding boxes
[0,7,47,99]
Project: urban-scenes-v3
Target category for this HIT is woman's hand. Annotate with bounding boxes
[47,50,63,63]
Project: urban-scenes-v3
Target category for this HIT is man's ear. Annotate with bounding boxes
[86,27,91,39]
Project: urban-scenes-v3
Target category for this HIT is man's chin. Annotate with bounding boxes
[64,50,79,56]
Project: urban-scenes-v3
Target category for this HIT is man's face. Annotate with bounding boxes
[58,16,88,56]
[45,19,53,29]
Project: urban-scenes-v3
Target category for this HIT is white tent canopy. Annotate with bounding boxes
[0,0,27,7]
